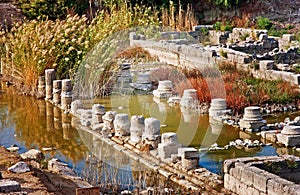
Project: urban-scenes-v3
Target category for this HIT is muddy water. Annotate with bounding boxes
[0,83,299,183]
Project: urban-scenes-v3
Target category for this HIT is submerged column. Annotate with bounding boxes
[45,69,55,100]
[61,79,72,111]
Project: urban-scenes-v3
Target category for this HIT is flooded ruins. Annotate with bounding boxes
[1,27,300,194]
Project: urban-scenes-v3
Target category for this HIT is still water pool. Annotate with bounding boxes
[0,83,299,184]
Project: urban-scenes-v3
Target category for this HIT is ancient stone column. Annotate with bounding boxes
[45,69,55,100]
[178,147,199,169]
[158,132,182,160]
[142,117,161,149]
[61,79,72,111]
[153,80,173,99]
[102,111,116,137]
[80,109,92,127]
[37,76,46,98]
[130,115,145,143]
[239,106,266,131]
[70,100,83,116]
[52,80,62,104]
[209,98,228,117]
[92,104,105,125]
[277,125,300,147]
[114,114,130,136]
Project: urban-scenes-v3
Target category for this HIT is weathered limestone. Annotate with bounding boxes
[209,98,228,117]
[239,106,266,131]
[70,100,83,115]
[91,104,105,125]
[142,118,161,149]
[61,79,72,111]
[130,115,145,143]
[0,180,21,193]
[277,125,300,147]
[158,132,182,160]
[37,76,46,98]
[153,80,173,99]
[8,162,30,173]
[178,148,199,169]
[130,73,152,91]
[224,156,300,195]
[52,80,62,104]
[102,111,116,137]
[113,113,130,136]
[80,109,92,127]
[259,60,274,70]
[180,89,198,109]
[45,69,55,100]
[20,149,44,161]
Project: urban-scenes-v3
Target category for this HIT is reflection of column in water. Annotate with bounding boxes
[46,101,54,131]
[180,107,193,123]
[114,149,129,167]
[62,112,72,140]
[53,107,62,130]
[130,160,145,187]
[37,100,46,117]
[209,117,223,135]
[150,97,167,124]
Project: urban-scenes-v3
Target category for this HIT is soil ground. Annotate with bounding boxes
[0,146,78,194]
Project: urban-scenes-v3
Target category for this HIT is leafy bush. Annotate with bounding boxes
[256,16,272,30]
[14,0,89,20]
[211,0,243,8]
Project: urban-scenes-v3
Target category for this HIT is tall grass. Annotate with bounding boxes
[161,1,197,31]
[0,3,160,93]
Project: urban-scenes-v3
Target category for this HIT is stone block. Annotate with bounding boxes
[178,147,198,159]
[283,184,300,195]
[20,149,44,161]
[158,142,181,159]
[8,162,30,173]
[293,74,300,85]
[252,171,268,193]
[267,178,295,195]
[277,133,300,147]
[282,34,295,43]
[224,173,236,192]
[240,166,255,186]
[223,159,236,173]
[248,186,260,195]
[236,180,248,195]
[0,180,21,193]
[259,60,274,70]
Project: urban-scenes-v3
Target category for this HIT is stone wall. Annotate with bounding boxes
[224,156,300,195]
[130,32,217,69]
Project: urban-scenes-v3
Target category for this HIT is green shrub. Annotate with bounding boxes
[15,0,89,20]
[256,16,272,30]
